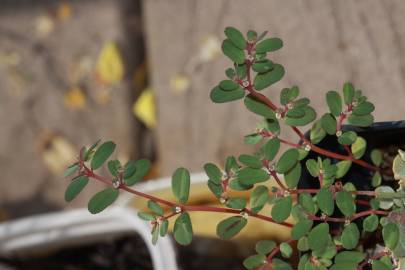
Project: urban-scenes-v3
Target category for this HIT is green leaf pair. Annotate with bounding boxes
[210,85,245,103]
[150,219,169,245]
[253,64,285,91]
[284,106,317,127]
[306,158,339,186]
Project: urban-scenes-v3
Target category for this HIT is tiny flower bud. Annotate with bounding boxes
[304,144,311,152]
[240,211,249,219]
[112,179,120,189]
[242,80,249,87]
[219,197,227,204]
[287,103,294,109]
[174,206,182,213]
[336,130,342,137]
[156,217,163,225]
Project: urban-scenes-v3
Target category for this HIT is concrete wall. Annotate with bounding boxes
[143,0,405,175]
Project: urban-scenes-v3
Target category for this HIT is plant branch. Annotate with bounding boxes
[83,165,293,228]
[242,47,380,174]
[308,209,388,223]
[357,251,390,270]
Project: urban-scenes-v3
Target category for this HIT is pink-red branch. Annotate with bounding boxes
[308,209,387,223]
[267,239,295,264]
[82,165,293,228]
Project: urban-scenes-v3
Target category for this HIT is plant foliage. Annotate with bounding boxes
[64,26,405,270]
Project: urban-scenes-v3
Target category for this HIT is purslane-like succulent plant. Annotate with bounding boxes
[64,27,405,270]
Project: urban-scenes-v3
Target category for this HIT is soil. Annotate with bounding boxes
[176,237,249,270]
[0,235,251,270]
[0,234,153,270]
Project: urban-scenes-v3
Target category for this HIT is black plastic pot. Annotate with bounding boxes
[299,121,405,191]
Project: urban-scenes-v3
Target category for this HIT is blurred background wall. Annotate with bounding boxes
[1,0,405,219]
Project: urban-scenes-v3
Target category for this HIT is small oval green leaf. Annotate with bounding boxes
[171,167,190,204]
[65,176,89,202]
[210,86,245,103]
[255,38,283,53]
[221,39,245,64]
[317,188,334,216]
[88,188,119,214]
[341,223,360,249]
[216,216,247,240]
[224,27,246,50]
[173,212,193,245]
[321,113,337,135]
[326,91,342,117]
[271,196,292,223]
[382,222,399,250]
[244,94,276,119]
[276,149,299,174]
[351,137,367,159]
[91,141,116,170]
[253,64,285,91]
[336,191,356,217]
[124,159,151,186]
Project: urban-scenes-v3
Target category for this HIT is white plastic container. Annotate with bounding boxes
[0,207,178,270]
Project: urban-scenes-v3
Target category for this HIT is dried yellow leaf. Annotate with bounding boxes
[95,42,124,85]
[40,134,76,174]
[64,88,86,109]
[57,2,72,21]
[133,88,156,129]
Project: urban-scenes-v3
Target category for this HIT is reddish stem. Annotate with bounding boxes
[357,251,390,270]
[278,137,302,148]
[83,165,294,228]
[308,209,387,223]
[267,239,295,264]
[270,171,288,191]
[163,212,178,220]
[343,145,352,157]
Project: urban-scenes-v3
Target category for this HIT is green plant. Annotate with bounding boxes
[64,27,405,270]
